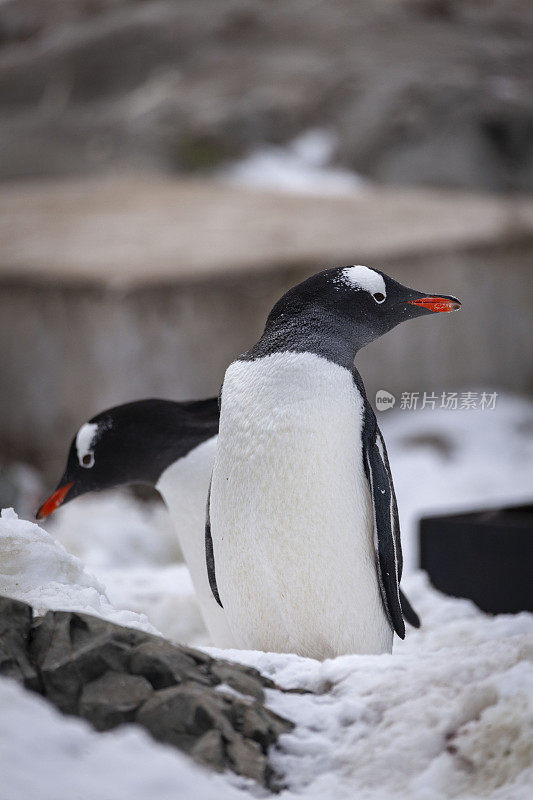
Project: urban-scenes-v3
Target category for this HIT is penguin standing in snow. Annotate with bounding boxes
[207,265,460,658]
[36,393,420,647]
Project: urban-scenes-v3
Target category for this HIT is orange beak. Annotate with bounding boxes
[407,296,461,313]
[36,482,74,521]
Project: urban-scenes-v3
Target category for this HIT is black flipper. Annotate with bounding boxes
[361,402,405,639]
[205,480,223,608]
[399,588,421,628]
[376,427,421,630]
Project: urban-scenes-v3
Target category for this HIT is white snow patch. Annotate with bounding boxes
[219,129,365,196]
[0,508,157,633]
[0,678,248,800]
[45,490,181,570]
[99,564,208,647]
[208,573,533,799]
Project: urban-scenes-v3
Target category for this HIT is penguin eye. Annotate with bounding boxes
[81,453,94,468]
[373,292,385,303]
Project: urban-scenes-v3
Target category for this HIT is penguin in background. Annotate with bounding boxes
[207,265,460,658]
[36,398,237,646]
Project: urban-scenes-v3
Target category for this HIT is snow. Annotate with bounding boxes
[45,490,182,570]
[210,572,533,799]
[0,678,247,800]
[99,564,208,647]
[0,508,158,634]
[1,396,533,798]
[219,129,364,196]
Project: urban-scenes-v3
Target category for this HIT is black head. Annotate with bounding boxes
[36,397,219,520]
[245,265,461,367]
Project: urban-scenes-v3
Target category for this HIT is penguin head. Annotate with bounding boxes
[36,411,143,520]
[262,264,461,358]
[36,398,219,520]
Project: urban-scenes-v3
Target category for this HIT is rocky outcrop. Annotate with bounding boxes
[0,0,531,190]
[0,596,294,788]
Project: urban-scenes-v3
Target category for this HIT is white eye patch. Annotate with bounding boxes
[76,422,98,468]
[339,265,386,301]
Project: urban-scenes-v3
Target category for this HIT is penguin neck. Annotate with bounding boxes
[243,306,365,370]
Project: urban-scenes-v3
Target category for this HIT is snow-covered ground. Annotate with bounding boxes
[218,129,364,196]
[1,396,533,799]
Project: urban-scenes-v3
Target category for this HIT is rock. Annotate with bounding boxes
[30,609,147,713]
[1,599,294,788]
[79,671,153,731]
[226,737,269,786]
[0,596,38,690]
[137,683,238,751]
[129,639,208,689]
[189,729,226,772]
[211,661,266,702]
[230,702,290,751]
[0,1,531,189]
[136,680,291,781]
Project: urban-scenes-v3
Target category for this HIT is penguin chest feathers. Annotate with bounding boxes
[210,351,392,658]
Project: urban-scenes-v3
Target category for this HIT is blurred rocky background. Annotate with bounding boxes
[1,0,532,189]
[1,0,532,495]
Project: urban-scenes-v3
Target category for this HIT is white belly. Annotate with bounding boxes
[210,352,392,658]
[157,437,237,648]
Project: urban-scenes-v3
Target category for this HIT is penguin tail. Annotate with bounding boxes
[399,589,421,628]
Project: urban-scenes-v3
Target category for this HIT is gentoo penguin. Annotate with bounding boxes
[207,265,460,658]
[35,398,237,646]
[37,395,421,646]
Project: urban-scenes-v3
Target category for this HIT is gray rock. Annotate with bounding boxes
[129,639,208,689]
[1,599,295,788]
[137,682,238,752]
[189,729,226,772]
[211,661,266,702]
[30,609,147,713]
[136,679,291,782]
[79,670,153,731]
[226,737,269,786]
[0,595,38,690]
[230,701,290,751]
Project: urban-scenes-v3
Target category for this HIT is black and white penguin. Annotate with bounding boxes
[35,398,237,645]
[36,392,421,647]
[207,265,460,658]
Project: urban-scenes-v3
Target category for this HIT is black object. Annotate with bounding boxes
[420,504,533,614]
